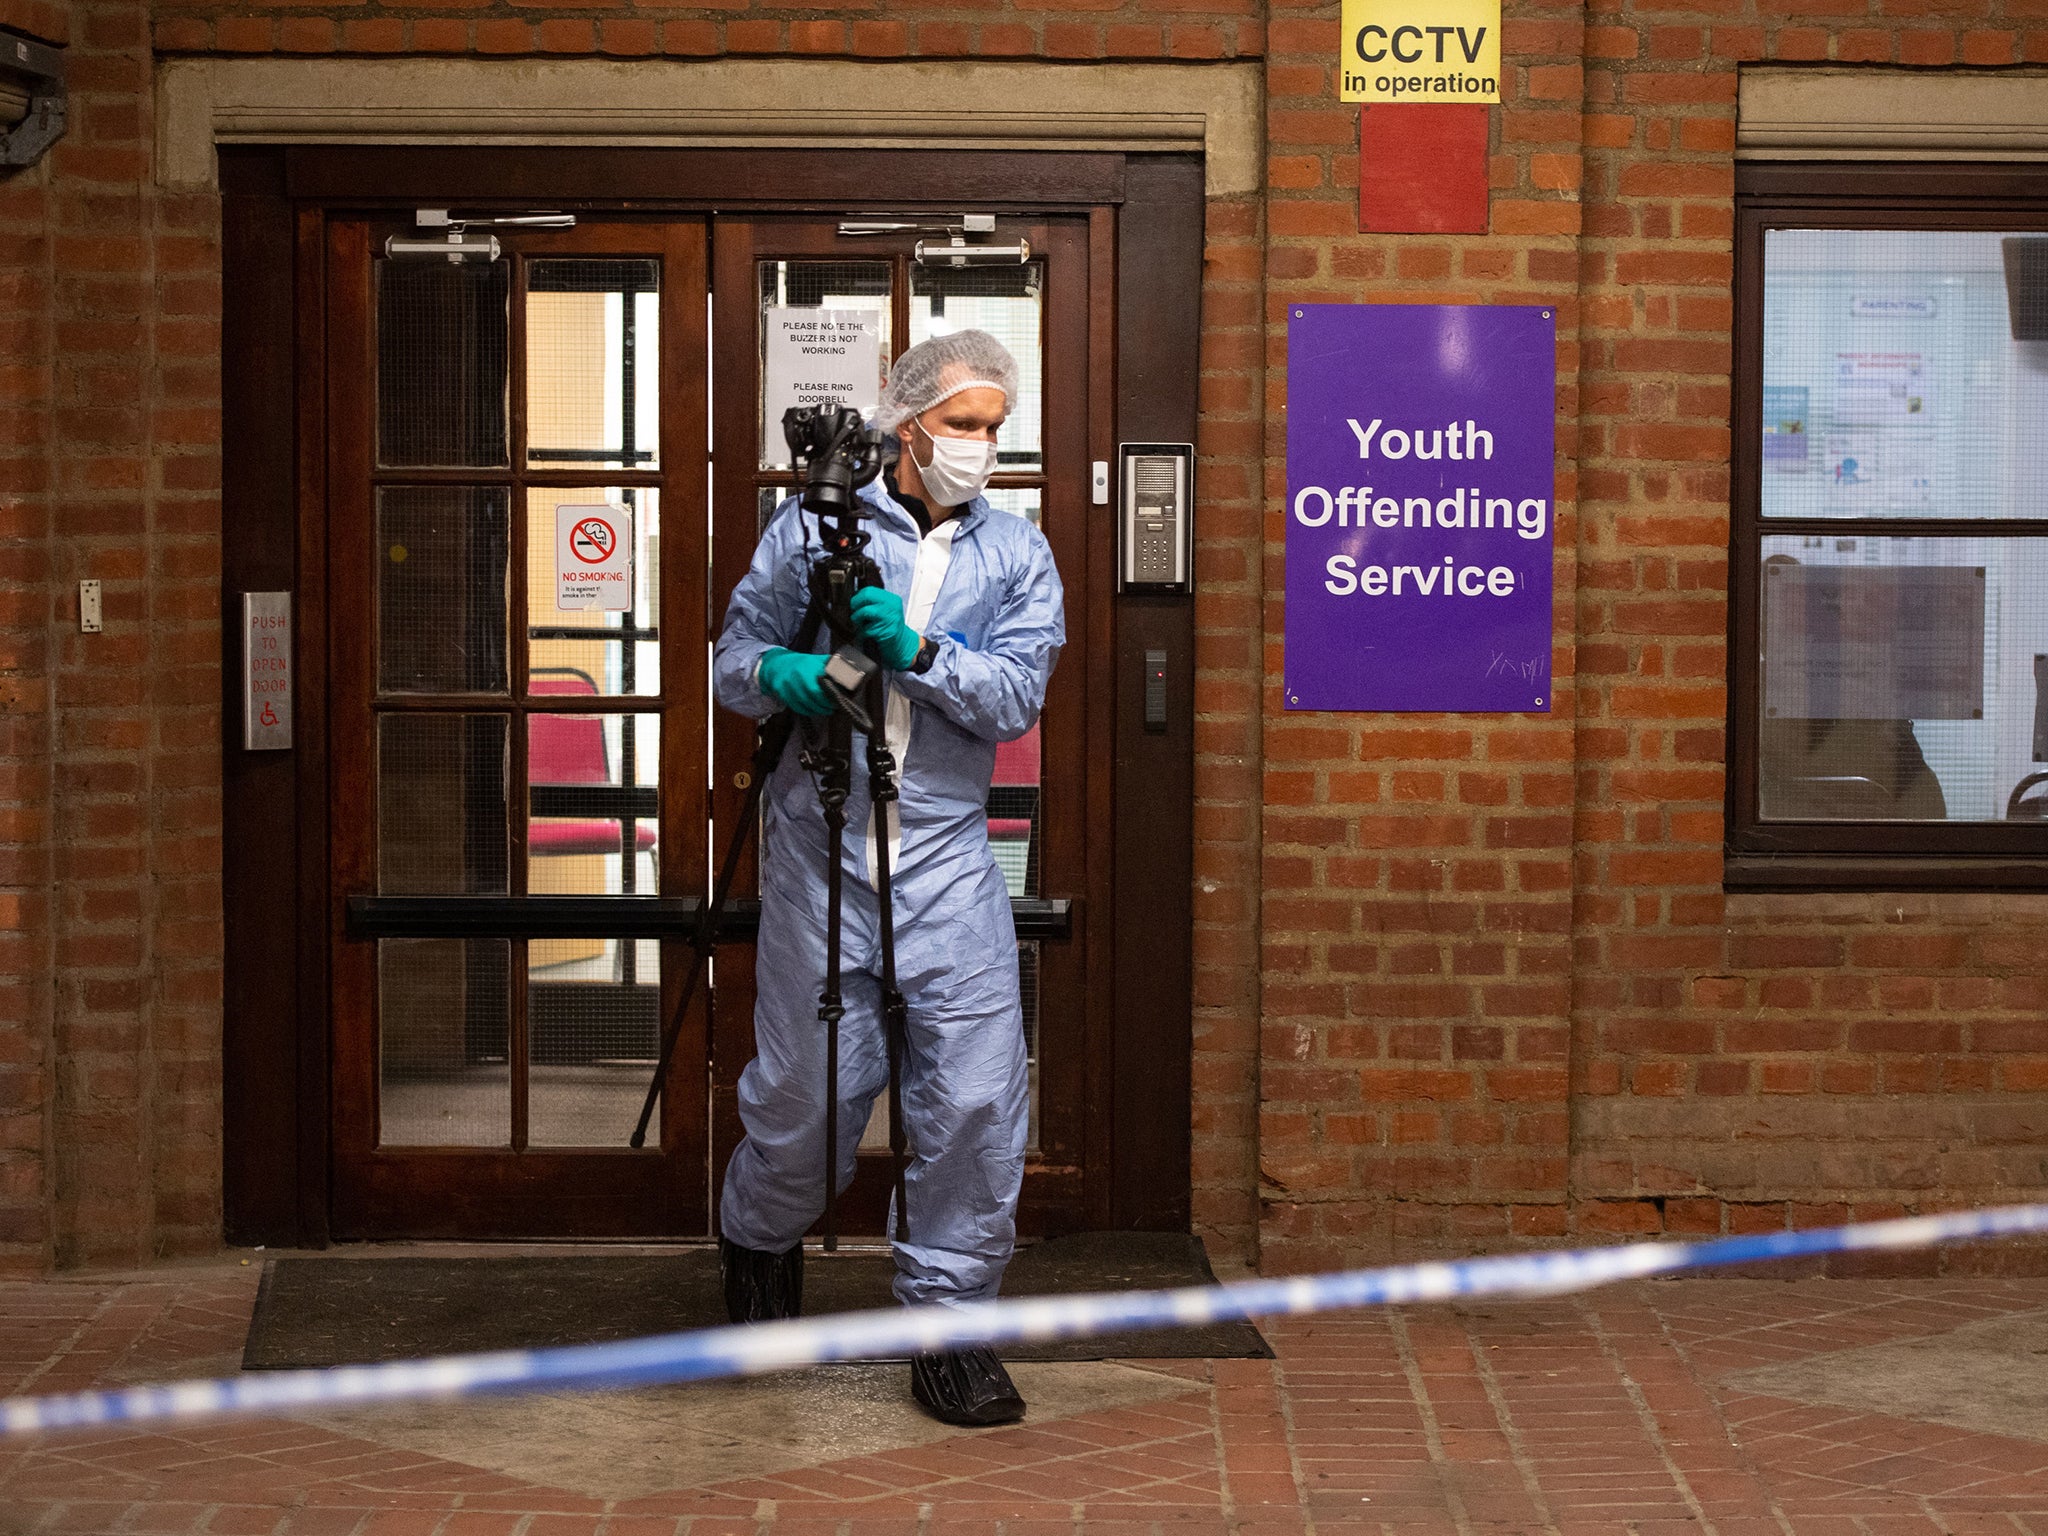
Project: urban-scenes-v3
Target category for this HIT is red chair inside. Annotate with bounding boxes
[988,721,1039,841]
[530,669,658,858]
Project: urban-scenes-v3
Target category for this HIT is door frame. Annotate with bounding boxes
[219,145,1201,1245]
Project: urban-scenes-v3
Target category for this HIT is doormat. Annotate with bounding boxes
[241,1231,1271,1369]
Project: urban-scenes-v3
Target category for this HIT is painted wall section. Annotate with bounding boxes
[1359,104,1490,233]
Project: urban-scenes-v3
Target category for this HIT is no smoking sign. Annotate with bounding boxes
[555,501,634,612]
[570,516,615,564]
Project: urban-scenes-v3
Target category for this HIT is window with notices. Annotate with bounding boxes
[1733,167,2048,887]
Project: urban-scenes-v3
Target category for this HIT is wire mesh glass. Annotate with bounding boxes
[910,263,1044,472]
[377,258,510,469]
[527,937,661,1147]
[1761,229,2048,522]
[988,719,1040,900]
[376,487,509,696]
[525,487,660,696]
[982,491,1046,898]
[377,713,509,895]
[527,260,660,472]
[527,711,660,898]
[980,486,1042,528]
[756,484,794,540]
[377,938,510,1147]
[1759,534,2048,821]
[757,261,892,470]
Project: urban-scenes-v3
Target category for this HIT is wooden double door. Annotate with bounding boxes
[218,150,1199,1244]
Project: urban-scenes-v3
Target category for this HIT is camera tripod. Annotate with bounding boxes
[630,407,911,1252]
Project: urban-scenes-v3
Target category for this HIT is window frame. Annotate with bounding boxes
[1730,162,2048,892]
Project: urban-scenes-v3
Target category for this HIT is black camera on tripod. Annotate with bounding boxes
[783,403,891,729]
[784,402,886,523]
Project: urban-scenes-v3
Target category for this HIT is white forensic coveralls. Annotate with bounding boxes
[713,476,1064,1307]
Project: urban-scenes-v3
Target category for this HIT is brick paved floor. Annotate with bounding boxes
[5,1261,2048,1534]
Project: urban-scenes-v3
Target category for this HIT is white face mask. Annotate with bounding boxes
[912,418,998,509]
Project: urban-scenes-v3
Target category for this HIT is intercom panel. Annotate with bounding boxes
[1118,443,1194,593]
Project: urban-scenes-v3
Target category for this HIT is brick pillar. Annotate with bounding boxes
[0,0,69,1277]
[43,0,223,1267]
[1191,188,1266,1267]
[1259,0,1586,1268]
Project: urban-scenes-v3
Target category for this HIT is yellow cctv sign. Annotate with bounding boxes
[1339,0,1500,103]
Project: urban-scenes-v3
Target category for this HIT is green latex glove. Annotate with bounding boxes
[757,648,834,716]
[850,587,922,671]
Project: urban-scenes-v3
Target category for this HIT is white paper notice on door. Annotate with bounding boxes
[555,502,634,612]
[761,307,883,448]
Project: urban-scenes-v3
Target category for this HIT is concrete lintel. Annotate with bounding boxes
[1740,66,2048,161]
[156,57,1263,196]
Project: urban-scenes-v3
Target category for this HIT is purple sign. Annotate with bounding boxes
[1285,304,1556,712]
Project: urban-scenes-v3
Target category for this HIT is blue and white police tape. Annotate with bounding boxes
[7,1202,2048,1436]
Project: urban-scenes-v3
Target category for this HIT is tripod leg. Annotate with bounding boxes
[864,674,913,1246]
[873,799,912,1246]
[630,713,797,1150]
[817,711,852,1254]
[638,579,819,1152]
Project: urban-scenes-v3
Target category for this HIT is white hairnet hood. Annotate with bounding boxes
[874,330,1021,433]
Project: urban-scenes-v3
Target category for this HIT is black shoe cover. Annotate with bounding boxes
[909,1346,1026,1427]
[719,1236,803,1324]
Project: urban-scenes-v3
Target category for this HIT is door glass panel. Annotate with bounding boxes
[527,259,660,471]
[982,486,1042,527]
[528,938,660,1147]
[377,487,509,695]
[985,494,1044,898]
[757,484,793,538]
[377,258,510,469]
[526,487,661,696]
[377,713,509,895]
[910,263,1044,472]
[527,712,659,896]
[378,938,510,1147]
[990,720,1040,899]
[757,261,892,470]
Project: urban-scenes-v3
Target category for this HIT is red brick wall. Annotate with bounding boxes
[1569,12,2048,1256]
[0,0,68,49]
[1,0,224,1273]
[1255,2,2048,1270]
[1193,187,1266,1264]
[0,0,66,1274]
[1257,6,1588,1266]
[5,0,2047,1274]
